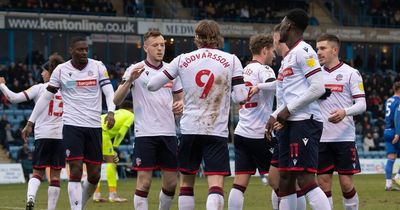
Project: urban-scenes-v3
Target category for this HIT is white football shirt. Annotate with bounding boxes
[235,61,276,139]
[277,40,323,121]
[49,58,111,128]
[162,48,244,137]
[319,62,365,142]
[123,60,182,137]
[24,83,63,139]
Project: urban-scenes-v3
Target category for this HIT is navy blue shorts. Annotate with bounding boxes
[278,119,322,173]
[133,136,178,171]
[63,125,102,165]
[233,134,273,175]
[270,136,279,168]
[384,129,400,155]
[317,142,361,175]
[32,138,65,170]
[179,134,230,176]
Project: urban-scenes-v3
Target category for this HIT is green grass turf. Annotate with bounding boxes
[1,174,399,210]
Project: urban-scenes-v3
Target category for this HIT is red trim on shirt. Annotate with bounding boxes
[284,38,303,58]
[249,60,261,64]
[305,68,321,78]
[22,91,30,101]
[163,70,174,80]
[352,94,365,99]
[232,76,244,80]
[145,60,163,70]
[173,89,183,94]
[324,61,344,73]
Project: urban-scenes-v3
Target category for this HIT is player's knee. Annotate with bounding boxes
[87,173,101,184]
[296,172,315,188]
[388,153,397,160]
[137,174,152,191]
[163,180,177,192]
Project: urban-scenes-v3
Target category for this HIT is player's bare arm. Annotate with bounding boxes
[277,106,291,124]
[114,64,145,105]
[172,91,183,114]
[0,77,5,84]
[21,121,33,142]
[104,112,115,129]
[393,134,399,144]
[265,116,276,141]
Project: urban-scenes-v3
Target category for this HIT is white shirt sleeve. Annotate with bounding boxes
[49,66,62,88]
[172,76,183,93]
[257,65,276,90]
[148,56,181,91]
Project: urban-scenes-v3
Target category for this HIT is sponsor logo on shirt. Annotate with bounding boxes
[358,82,364,91]
[163,81,173,88]
[305,56,316,67]
[335,74,343,81]
[277,67,294,81]
[325,84,344,92]
[77,79,97,87]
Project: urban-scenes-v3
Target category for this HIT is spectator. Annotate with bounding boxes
[363,132,375,151]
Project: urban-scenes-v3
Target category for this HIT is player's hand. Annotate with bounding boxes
[128,63,145,82]
[265,116,276,141]
[0,77,5,84]
[277,106,290,125]
[105,112,115,129]
[113,152,119,163]
[248,86,260,98]
[21,121,33,142]
[393,135,399,144]
[328,109,346,123]
[172,100,183,114]
[273,121,284,130]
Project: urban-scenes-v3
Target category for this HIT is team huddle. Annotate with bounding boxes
[1,8,374,210]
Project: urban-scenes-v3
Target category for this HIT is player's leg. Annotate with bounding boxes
[228,135,253,210]
[81,127,103,209]
[277,124,298,210]
[179,174,196,210]
[269,137,280,210]
[160,170,177,210]
[26,169,45,210]
[269,166,280,210]
[317,142,335,208]
[135,170,153,210]
[339,175,358,210]
[228,174,251,210]
[177,135,202,210]
[291,120,330,210]
[47,168,62,210]
[336,142,361,210]
[392,142,400,187]
[132,137,159,210]
[47,139,66,210]
[295,185,306,210]
[203,136,230,210]
[384,130,399,190]
[159,136,178,210]
[64,125,85,210]
[26,139,48,209]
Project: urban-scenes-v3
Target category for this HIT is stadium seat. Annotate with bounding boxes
[9,145,22,160]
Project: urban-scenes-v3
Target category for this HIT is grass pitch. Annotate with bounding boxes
[1,174,399,210]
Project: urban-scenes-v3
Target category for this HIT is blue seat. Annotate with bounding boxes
[23,109,33,117]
